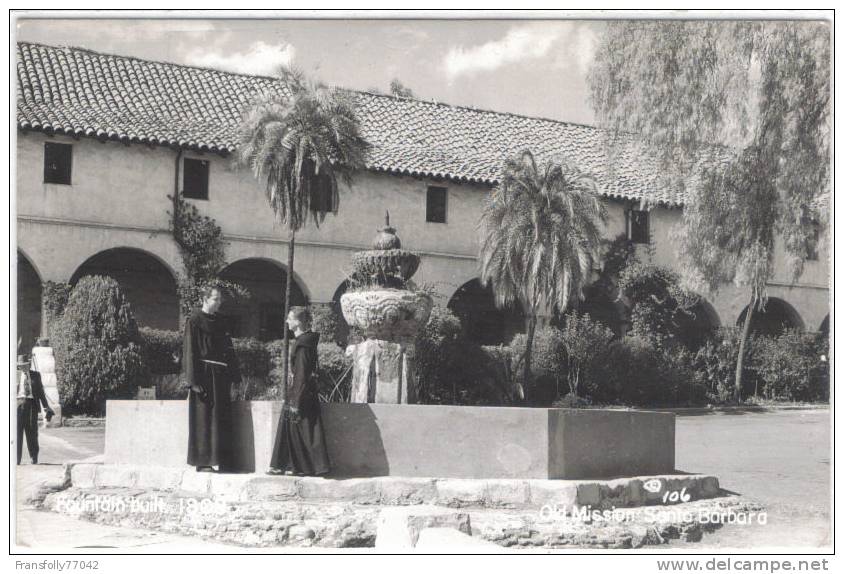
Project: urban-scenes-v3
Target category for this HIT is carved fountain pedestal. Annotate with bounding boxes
[340,215,433,404]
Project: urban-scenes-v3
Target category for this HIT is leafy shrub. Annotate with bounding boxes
[153,373,188,400]
[618,262,700,350]
[232,337,270,378]
[42,280,72,330]
[52,276,147,415]
[464,345,519,405]
[415,305,464,404]
[139,327,182,374]
[689,327,744,403]
[553,392,593,408]
[510,326,567,405]
[316,343,353,402]
[439,343,522,406]
[266,339,286,368]
[168,193,248,314]
[558,313,614,399]
[265,339,352,402]
[594,335,703,407]
[137,329,269,378]
[311,304,348,346]
[751,329,829,401]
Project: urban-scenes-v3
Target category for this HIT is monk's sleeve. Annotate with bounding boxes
[225,336,242,386]
[289,346,308,410]
[182,318,197,389]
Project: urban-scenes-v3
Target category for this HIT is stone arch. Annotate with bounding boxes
[329,280,353,345]
[819,315,829,336]
[676,295,721,350]
[17,249,43,351]
[70,247,180,331]
[219,258,309,341]
[737,297,805,337]
[447,278,526,345]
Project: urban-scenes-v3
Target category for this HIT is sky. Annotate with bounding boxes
[15,17,604,126]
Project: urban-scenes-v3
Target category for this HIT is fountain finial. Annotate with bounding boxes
[372,212,401,250]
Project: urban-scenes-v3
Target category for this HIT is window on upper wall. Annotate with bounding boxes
[43,142,72,185]
[627,209,650,244]
[807,223,821,261]
[310,175,335,213]
[183,158,210,200]
[426,186,447,223]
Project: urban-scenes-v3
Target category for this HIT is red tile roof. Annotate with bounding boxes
[16,41,685,206]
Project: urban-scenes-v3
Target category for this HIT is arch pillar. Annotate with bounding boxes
[17,250,43,349]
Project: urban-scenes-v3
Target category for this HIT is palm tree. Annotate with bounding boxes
[479,149,607,398]
[236,67,370,400]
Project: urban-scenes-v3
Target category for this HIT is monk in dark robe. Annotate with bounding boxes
[184,286,241,472]
[268,306,330,476]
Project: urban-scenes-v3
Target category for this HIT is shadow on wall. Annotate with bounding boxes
[322,404,389,478]
[224,402,389,476]
[229,402,256,472]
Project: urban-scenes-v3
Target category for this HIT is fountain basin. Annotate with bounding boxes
[340,289,433,339]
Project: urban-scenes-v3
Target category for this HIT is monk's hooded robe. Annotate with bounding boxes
[270,331,330,475]
[184,309,241,468]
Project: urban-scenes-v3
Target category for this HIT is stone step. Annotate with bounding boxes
[41,484,761,549]
[68,463,720,510]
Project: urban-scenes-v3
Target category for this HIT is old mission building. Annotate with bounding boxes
[15,42,830,348]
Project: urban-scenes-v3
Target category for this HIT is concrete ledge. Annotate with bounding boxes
[105,400,674,479]
[67,463,719,510]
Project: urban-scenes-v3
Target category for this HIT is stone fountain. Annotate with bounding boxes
[340,213,433,404]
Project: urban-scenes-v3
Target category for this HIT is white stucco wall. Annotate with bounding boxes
[15,131,830,332]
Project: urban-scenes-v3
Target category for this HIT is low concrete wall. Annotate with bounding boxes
[550,409,675,479]
[104,401,675,479]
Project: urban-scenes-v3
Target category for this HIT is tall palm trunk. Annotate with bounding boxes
[523,315,537,403]
[734,293,756,403]
[281,229,296,402]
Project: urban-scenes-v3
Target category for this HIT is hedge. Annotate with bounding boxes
[137,327,269,378]
[139,327,182,375]
[52,276,147,415]
[130,312,829,408]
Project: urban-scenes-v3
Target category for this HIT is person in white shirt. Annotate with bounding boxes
[16,353,54,464]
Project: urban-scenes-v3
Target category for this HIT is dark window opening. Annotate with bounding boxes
[426,186,447,223]
[183,158,210,200]
[628,210,650,244]
[807,223,820,261]
[44,142,72,185]
[310,172,335,213]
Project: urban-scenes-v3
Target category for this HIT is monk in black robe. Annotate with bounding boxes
[268,307,330,476]
[184,286,241,472]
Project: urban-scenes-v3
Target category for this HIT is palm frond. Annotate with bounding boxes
[234,70,371,232]
[479,149,606,318]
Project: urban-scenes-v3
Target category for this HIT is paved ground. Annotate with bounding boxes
[13,408,832,551]
[14,427,233,551]
[674,408,831,549]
